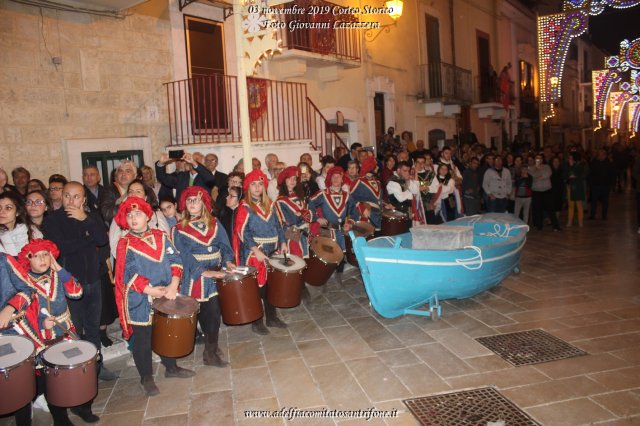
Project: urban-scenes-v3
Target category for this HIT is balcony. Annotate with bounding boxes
[418,62,472,117]
[268,0,360,79]
[163,74,345,156]
[472,73,516,120]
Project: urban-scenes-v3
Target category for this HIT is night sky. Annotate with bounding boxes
[587,6,640,55]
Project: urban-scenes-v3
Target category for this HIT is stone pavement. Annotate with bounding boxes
[3,191,639,425]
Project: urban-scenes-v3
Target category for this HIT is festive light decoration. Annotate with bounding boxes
[241,0,283,76]
[609,91,639,129]
[627,101,640,131]
[592,69,621,121]
[538,0,640,121]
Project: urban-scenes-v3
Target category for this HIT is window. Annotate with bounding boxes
[81,150,144,184]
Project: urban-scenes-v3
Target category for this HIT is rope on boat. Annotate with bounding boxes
[480,223,530,238]
[368,236,398,247]
[455,246,483,270]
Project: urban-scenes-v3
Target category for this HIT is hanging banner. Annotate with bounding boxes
[247,77,268,122]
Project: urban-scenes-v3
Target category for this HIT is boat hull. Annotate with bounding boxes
[352,214,527,318]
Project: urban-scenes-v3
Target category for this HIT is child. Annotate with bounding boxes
[159,195,180,229]
[113,197,194,397]
[17,239,99,424]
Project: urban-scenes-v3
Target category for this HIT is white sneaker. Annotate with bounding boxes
[33,394,49,412]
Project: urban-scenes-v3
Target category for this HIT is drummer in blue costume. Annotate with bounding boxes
[233,169,288,335]
[113,197,195,397]
[0,252,37,339]
[172,186,234,367]
[308,166,356,284]
[274,166,311,258]
[349,156,388,230]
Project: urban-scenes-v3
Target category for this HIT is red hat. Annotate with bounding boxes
[243,169,268,192]
[325,166,344,189]
[114,197,153,230]
[277,166,299,186]
[179,186,212,212]
[18,239,59,270]
[360,156,378,177]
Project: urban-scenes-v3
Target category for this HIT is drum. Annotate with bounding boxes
[0,335,36,415]
[302,237,344,286]
[42,340,98,407]
[217,266,263,325]
[381,209,410,236]
[267,254,306,308]
[345,222,375,266]
[152,294,200,358]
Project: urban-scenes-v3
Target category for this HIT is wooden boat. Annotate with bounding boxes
[351,213,528,320]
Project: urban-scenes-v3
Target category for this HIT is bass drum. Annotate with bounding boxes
[267,254,306,308]
[217,266,263,325]
[302,237,344,286]
[381,209,410,236]
[345,221,375,266]
[0,335,36,415]
[152,294,200,358]
[42,340,98,407]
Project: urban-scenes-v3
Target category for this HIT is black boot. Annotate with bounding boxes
[49,405,73,426]
[251,318,269,335]
[164,365,196,379]
[70,401,99,423]
[100,329,113,347]
[265,301,287,329]
[140,375,160,396]
[203,331,228,367]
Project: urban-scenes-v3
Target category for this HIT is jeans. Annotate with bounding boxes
[487,197,508,213]
[68,279,102,352]
[590,185,610,219]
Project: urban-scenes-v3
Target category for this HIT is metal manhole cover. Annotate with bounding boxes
[404,387,539,426]
[476,329,587,366]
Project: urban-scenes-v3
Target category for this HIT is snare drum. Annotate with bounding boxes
[0,335,36,415]
[345,222,375,266]
[152,294,200,358]
[267,254,306,308]
[302,237,344,286]
[217,266,263,325]
[381,209,410,236]
[42,340,98,407]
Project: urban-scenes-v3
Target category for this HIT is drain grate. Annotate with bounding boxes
[404,387,539,426]
[476,329,587,366]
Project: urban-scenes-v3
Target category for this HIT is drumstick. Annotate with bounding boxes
[0,311,26,330]
[40,308,80,340]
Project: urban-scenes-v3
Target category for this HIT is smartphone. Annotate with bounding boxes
[363,146,375,153]
[168,149,185,159]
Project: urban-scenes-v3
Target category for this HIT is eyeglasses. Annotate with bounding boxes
[205,158,218,163]
[25,199,46,206]
[185,197,201,204]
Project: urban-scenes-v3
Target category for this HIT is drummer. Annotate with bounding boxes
[172,186,235,367]
[308,166,356,285]
[274,166,312,303]
[349,156,389,231]
[233,169,288,335]
[386,161,420,219]
[15,239,99,424]
[113,197,195,397]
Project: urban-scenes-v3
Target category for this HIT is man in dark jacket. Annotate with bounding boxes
[83,165,104,214]
[155,152,214,201]
[99,159,138,225]
[337,143,363,171]
[589,149,614,220]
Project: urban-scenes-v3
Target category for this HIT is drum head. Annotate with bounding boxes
[351,222,375,238]
[310,237,343,264]
[221,265,258,282]
[42,340,97,367]
[382,209,407,220]
[152,294,199,316]
[268,254,306,272]
[0,335,34,369]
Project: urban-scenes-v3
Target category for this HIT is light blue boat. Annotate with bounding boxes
[351,213,528,320]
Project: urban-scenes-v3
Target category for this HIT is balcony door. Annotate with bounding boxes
[185,16,228,133]
[425,14,441,98]
[477,31,493,102]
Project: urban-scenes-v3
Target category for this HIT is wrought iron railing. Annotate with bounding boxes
[306,98,347,156]
[419,62,473,103]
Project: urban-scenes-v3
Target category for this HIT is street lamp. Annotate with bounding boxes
[364,0,404,42]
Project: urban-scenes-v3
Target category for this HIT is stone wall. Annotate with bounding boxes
[0,0,172,182]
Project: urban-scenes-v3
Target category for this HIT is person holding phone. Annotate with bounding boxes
[155,151,215,201]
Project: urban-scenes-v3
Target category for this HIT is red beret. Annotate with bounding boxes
[179,186,212,212]
[114,197,153,230]
[18,239,59,270]
[277,166,299,186]
[360,156,378,176]
[243,169,268,192]
[325,166,344,189]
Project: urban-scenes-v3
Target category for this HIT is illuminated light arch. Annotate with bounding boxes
[627,101,640,131]
[538,0,640,121]
[592,69,622,121]
[609,91,639,129]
